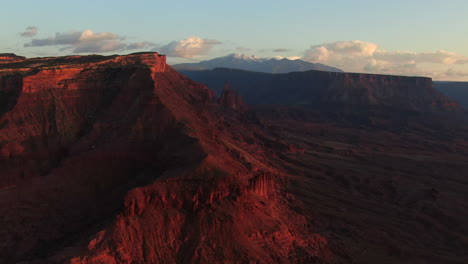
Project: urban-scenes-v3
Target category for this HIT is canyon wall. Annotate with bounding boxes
[0,53,332,263]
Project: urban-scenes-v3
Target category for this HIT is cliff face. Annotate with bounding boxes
[0,53,332,263]
[0,53,175,186]
[181,68,460,113]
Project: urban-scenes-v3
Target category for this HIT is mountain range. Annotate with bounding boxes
[172,53,343,73]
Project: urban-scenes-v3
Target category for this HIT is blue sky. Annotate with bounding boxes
[2,0,468,80]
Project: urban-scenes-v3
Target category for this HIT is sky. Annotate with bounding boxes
[1,0,468,81]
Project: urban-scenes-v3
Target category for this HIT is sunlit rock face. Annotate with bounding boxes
[0,53,26,64]
[0,53,334,264]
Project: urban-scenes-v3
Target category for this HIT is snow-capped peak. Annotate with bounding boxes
[228,53,262,62]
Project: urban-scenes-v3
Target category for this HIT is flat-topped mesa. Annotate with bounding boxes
[0,53,26,64]
[0,52,166,73]
[0,52,168,93]
[105,52,167,72]
[289,70,434,88]
[183,68,460,113]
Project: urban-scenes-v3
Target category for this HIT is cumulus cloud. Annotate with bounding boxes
[303,40,468,80]
[20,26,39,37]
[304,40,378,62]
[24,29,155,53]
[154,36,222,58]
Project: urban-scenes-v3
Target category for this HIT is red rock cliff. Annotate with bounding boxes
[0,53,26,64]
[0,53,333,264]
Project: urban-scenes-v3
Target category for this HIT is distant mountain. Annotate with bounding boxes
[172,53,343,73]
[434,81,468,109]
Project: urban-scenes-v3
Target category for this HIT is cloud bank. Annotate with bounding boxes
[273,48,290,53]
[154,36,222,58]
[20,26,39,37]
[303,40,468,80]
[24,31,220,58]
[24,30,156,53]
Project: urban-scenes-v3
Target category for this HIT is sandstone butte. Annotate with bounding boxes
[1,52,467,264]
[0,52,333,263]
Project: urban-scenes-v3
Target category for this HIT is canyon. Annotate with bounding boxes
[0,53,467,263]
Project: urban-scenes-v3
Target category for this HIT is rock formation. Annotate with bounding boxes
[0,53,26,64]
[1,52,467,264]
[0,52,332,263]
[218,82,248,113]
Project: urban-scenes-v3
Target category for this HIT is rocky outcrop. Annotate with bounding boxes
[0,53,332,264]
[0,53,26,64]
[218,82,248,113]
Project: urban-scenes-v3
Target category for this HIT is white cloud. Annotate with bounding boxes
[304,40,378,62]
[155,36,222,58]
[20,26,38,37]
[274,56,301,60]
[24,29,155,53]
[303,40,468,80]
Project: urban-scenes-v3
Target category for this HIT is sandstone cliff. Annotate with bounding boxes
[0,53,26,64]
[0,52,332,263]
